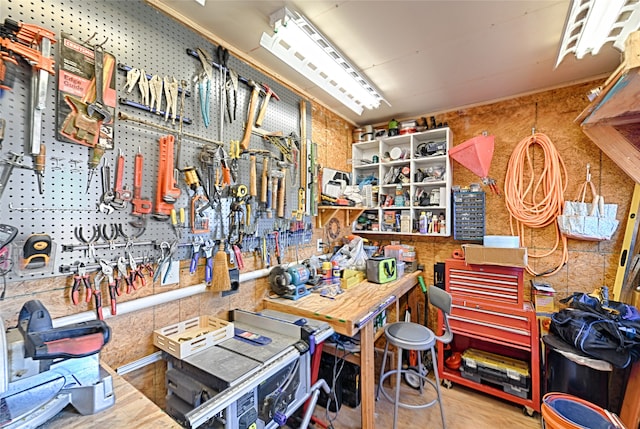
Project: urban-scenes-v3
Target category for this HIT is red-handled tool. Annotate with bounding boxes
[128,252,146,289]
[99,259,116,316]
[114,149,132,203]
[44,333,107,357]
[232,244,244,270]
[154,135,181,220]
[131,147,152,215]
[17,300,110,360]
[71,263,91,305]
[91,273,104,321]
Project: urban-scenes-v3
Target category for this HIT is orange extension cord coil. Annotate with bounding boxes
[504,133,568,276]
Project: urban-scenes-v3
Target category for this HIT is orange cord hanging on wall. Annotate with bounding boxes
[504,132,568,276]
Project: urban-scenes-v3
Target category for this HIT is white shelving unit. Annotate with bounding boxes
[351,128,453,236]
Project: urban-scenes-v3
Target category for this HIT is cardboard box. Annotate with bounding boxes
[531,282,556,313]
[56,33,116,149]
[462,244,527,268]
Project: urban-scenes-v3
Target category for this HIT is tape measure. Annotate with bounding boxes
[230,184,247,198]
[23,233,52,270]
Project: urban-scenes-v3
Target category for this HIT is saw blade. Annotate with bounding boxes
[0,376,66,426]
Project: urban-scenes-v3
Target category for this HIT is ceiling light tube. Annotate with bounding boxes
[556,0,640,67]
[260,7,387,115]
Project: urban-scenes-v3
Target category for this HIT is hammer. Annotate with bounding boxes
[271,169,285,218]
[254,83,279,128]
[239,80,261,151]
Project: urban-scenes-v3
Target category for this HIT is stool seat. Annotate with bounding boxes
[376,286,453,429]
[385,322,435,351]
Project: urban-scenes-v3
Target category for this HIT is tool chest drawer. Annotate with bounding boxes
[439,260,540,413]
[449,300,534,349]
[445,259,524,308]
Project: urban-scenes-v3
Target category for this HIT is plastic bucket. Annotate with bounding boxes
[352,128,364,143]
[541,393,624,429]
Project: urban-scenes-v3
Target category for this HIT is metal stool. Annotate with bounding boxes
[376,286,453,429]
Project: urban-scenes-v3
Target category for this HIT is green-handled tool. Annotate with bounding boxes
[418,275,427,293]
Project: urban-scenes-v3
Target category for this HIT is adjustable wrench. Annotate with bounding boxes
[190,237,204,275]
[86,43,112,124]
[202,239,214,283]
[100,162,115,206]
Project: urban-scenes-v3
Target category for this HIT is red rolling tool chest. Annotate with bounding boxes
[437,259,540,415]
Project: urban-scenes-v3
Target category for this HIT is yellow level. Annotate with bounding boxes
[613,182,640,301]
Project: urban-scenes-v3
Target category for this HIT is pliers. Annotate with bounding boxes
[92,270,105,321]
[163,76,179,123]
[117,256,131,295]
[216,46,234,123]
[71,263,92,305]
[196,48,213,127]
[99,259,117,316]
[154,241,177,284]
[142,251,155,278]
[129,252,146,289]
[215,146,231,187]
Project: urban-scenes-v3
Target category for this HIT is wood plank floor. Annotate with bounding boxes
[309,378,542,428]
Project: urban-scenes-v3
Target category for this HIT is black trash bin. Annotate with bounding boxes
[543,333,612,410]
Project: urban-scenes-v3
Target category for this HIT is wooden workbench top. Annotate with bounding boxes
[42,363,179,428]
[264,271,421,337]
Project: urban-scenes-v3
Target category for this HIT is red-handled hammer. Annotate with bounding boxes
[254,83,279,128]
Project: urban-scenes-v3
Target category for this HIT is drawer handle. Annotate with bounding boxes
[452,305,530,322]
[449,315,531,336]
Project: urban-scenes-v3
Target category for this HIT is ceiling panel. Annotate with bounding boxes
[148,0,622,126]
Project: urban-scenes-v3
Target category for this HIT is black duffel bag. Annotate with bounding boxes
[550,308,636,367]
[550,293,640,368]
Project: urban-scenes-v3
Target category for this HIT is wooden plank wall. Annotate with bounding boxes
[0,79,632,408]
[404,79,633,301]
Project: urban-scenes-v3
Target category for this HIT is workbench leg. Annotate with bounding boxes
[360,322,375,428]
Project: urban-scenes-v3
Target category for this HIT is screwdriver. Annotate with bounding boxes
[33,143,45,194]
[86,144,106,193]
[170,208,184,239]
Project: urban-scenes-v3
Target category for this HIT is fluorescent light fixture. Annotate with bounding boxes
[260,7,388,115]
[556,0,640,67]
[194,0,206,6]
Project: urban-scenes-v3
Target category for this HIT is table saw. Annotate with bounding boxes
[163,309,333,429]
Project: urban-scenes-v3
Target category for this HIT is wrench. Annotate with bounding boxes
[190,237,204,274]
[202,239,214,283]
[97,202,114,215]
[101,162,115,205]
[86,43,112,124]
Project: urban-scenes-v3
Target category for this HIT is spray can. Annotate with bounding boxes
[419,212,428,234]
[332,261,341,279]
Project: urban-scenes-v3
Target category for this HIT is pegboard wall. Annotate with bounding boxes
[0,0,312,282]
